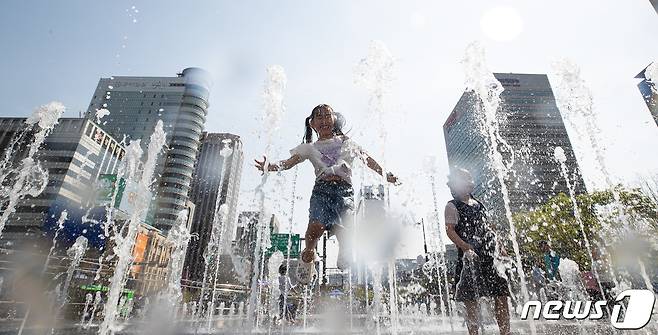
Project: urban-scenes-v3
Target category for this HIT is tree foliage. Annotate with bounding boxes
[512,186,658,270]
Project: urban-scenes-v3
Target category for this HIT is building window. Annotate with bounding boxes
[42,156,73,163]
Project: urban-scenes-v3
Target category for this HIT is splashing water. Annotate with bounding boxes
[95,108,111,123]
[280,166,300,333]
[47,210,69,267]
[551,59,613,190]
[354,40,400,333]
[462,42,531,307]
[424,155,454,331]
[197,139,234,327]
[248,65,287,329]
[86,291,102,329]
[206,204,228,329]
[455,252,484,332]
[99,120,167,335]
[554,147,609,304]
[267,251,284,321]
[0,101,64,238]
[60,236,89,307]
[80,293,94,326]
[354,40,395,174]
[557,258,589,301]
[47,236,89,332]
[26,102,65,145]
[218,140,238,254]
[370,265,384,334]
[163,209,192,314]
[552,59,657,298]
[141,209,192,335]
[261,65,287,156]
[354,40,396,125]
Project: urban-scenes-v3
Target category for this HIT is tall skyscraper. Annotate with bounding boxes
[85,68,211,231]
[183,133,243,283]
[636,65,658,127]
[0,118,125,247]
[443,73,586,229]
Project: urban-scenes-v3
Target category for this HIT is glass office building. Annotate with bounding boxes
[443,73,586,230]
[0,118,125,247]
[85,68,211,231]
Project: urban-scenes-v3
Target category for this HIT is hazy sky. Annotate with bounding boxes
[2,1,657,259]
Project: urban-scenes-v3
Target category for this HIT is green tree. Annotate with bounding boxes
[512,186,658,270]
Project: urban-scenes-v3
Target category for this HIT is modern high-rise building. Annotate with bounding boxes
[443,73,586,230]
[85,67,211,231]
[183,133,243,283]
[635,65,658,127]
[0,118,125,248]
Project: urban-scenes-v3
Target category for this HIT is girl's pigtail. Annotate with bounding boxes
[303,116,313,143]
[333,112,345,137]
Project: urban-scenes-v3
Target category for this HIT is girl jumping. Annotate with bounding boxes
[255,104,398,284]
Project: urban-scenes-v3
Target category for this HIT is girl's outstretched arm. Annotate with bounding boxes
[254,154,303,173]
[364,155,399,184]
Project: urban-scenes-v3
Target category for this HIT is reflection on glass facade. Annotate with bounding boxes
[443,73,586,230]
[85,68,211,231]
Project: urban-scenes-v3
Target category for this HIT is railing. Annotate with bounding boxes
[0,246,250,324]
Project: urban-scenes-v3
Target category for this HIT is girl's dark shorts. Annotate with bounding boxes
[454,254,510,302]
[309,179,354,231]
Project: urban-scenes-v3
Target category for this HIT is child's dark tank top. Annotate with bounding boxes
[449,197,496,257]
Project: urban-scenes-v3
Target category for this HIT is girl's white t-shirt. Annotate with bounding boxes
[289,136,367,185]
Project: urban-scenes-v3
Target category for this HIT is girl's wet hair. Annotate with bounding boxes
[303,104,346,143]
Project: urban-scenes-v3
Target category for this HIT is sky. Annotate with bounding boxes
[1,1,657,260]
